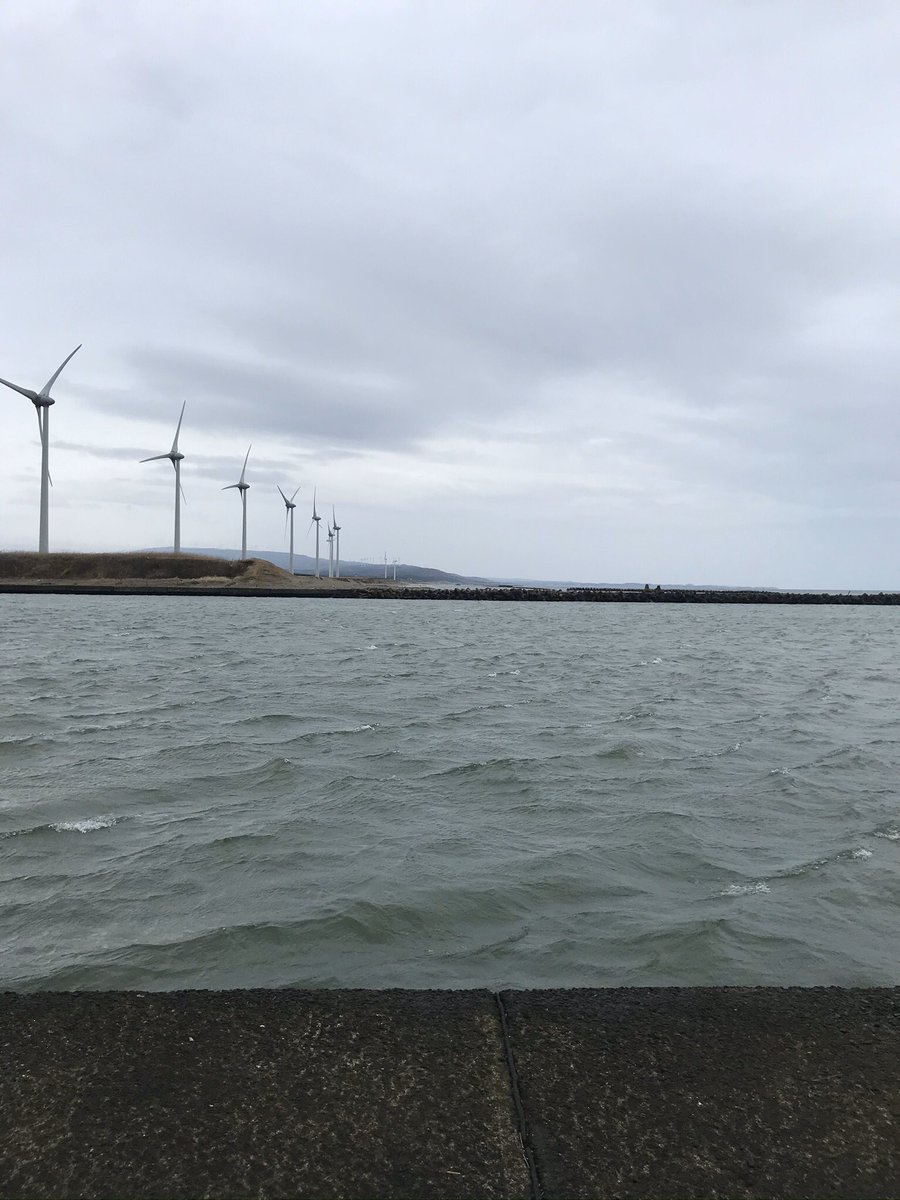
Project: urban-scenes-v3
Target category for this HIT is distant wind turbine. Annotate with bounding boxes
[223,445,252,559]
[0,344,81,553]
[309,489,322,578]
[140,402,186,553]
[384,552,389,580]
[277,484,300,574]
[392,558,399,581]
[327,522,335,578]
[332,507,341,578]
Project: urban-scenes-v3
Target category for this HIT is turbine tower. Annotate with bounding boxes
[392,558,399,581]
[332,507,341,578]
[383,552,389,580]
[0,344,81,553]
[223,445,252,559]
[327,522,335,578]
[140,402,186,553]
[277,484,300,574]
[309,489,322,578]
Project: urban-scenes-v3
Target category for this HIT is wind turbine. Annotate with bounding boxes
[140,402,186,553]
[0,344,81,553]
[223,445,252,559]
[383,552,389,580]
[309,489,322,578]
[277,484,300,574]
[332,507,341,578]
[392,558,399,581]
[326,521,335,578]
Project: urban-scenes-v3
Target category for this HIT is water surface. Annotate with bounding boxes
[2,596,898,990]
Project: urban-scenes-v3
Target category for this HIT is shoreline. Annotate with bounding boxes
[1,580,899,603]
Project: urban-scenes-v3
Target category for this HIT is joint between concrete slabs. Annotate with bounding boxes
[494,991,544,1200]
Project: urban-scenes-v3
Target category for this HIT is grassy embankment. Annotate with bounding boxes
[0,552,397,590]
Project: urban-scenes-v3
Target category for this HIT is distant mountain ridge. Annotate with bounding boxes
[149,549,781,590]
[151,547,488,585]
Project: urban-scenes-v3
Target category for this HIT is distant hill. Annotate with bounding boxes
[153,547,489,585]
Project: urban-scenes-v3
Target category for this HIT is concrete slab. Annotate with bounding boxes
[502,987,900,1199]
[0,989,528,1200]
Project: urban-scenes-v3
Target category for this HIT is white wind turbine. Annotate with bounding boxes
[332,507,341,578]
[327,521,335,578]
[223,445,252,559]
[309,488,322,578]
[392,558,399,581]
[140,402,186,553]
[277,484,300,574]
[0,344,81,553]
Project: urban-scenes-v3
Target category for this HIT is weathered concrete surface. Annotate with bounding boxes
[2,988,898,1199]
[0,989,528,1200]
[503,988,900,1199]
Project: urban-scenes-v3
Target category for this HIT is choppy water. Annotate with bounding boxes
[1,596,898,991]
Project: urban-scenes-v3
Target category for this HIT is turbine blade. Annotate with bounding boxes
[0,375,39,401]
[223,483,239,491]
[291,486,301,502]
[277,484,289,505]
[239,443,251,484]
[39,344,81,398]
[140,453,169,463]
[170,400,186,454]
[284,509,289,539]
[180,482,187,506]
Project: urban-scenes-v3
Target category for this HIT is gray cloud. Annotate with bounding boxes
[2,1,900,584]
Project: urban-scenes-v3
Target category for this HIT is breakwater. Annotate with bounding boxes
[2,988,897,1199]
[1,580,898,602]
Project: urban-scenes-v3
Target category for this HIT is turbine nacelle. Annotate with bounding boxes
[224,443,252,493]
[277,484,300,511]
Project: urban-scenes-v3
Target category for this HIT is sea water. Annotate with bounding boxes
[1,595,898,990]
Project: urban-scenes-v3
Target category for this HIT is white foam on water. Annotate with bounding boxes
[874,828,900,841]
[851,847,873,859]
[721,881,770,896]
[51,816,119,834]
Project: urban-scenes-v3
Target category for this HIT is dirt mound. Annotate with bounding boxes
[0,552,293,585]
[237,558,297,586]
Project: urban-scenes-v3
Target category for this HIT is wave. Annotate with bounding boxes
[720,881,770,897]
[0,733,55,753]
[0,814,121,839]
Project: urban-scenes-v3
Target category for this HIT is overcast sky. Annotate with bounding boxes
[2,1,899,586]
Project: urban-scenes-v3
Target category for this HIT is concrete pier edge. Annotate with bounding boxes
[2,986,898,1198]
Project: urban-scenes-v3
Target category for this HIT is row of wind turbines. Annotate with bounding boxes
[0,344,346,578]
